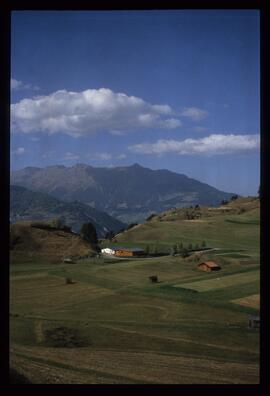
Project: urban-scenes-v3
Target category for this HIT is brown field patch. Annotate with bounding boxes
[10,345,259,384]
[231,294,260,309]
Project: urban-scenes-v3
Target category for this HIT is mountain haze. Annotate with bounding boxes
[11,163,235,223]
[10,185,125,237]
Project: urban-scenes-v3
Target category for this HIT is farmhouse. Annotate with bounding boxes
[198,261,221,272]
[101,246,144,257]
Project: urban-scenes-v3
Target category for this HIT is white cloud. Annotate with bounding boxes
[89,152,127,161]
[63,152,80,161]
[129,134,260,156]
[11,78,40,91]
[11,147,25,156]
[116,154,127,160]
[11,79,23,90]
[180,107,208,121]
[11,88,182,137]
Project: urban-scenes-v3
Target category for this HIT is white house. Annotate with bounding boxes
[101,248,116,255]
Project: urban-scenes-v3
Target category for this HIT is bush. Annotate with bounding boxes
[181,248,189,258]
[65,277,73,284]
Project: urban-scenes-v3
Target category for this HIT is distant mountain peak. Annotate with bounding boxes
[11,164,234,223]
[131,163,143,168]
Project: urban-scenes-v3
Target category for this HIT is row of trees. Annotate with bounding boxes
[143,240,207,258]
[169,241,207,257]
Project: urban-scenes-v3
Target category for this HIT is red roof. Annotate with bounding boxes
[199,261,220,268]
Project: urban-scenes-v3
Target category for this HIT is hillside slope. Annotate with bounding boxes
[10,185,125,237]
[110,197,260,256]
[11,163,234,223]
[10,221,97,262]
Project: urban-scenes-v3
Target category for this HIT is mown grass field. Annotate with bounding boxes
[10,200,260,384]
[175,270,259,292]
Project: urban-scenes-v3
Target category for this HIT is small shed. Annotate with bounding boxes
[198,261,221,272]
[248,315,260,329]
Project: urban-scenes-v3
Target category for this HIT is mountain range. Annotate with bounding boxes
[10,185,125,237]
[11,163,235,223]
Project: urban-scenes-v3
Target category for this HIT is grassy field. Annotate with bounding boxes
[175,270,259,292]
[110,201,260,258]
[10,199,260,384]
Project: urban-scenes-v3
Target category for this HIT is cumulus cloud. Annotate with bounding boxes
[11,147,25,156]
[180,107,208,121]
[11,88,182,137]
[129,134,260,156]
[11,78,39,91]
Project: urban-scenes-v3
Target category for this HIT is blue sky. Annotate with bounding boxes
[11,10,260,195]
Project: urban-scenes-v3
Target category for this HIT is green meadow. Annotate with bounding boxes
[10,200,260,384]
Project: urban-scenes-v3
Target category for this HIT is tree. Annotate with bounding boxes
[201,240,206,248]
[181,248,189,258]
[153,246,158,256]
[170,245,177,256]
[188,243,193,251]
[80,222,98,244]
[230,194,239,201]
[145,245,150,256]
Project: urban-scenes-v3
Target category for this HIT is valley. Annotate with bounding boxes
[10,196,260,384]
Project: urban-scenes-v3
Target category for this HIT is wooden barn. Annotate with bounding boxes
[101,246,144,257]
[114,247,145,257]
[197,261,221,272]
